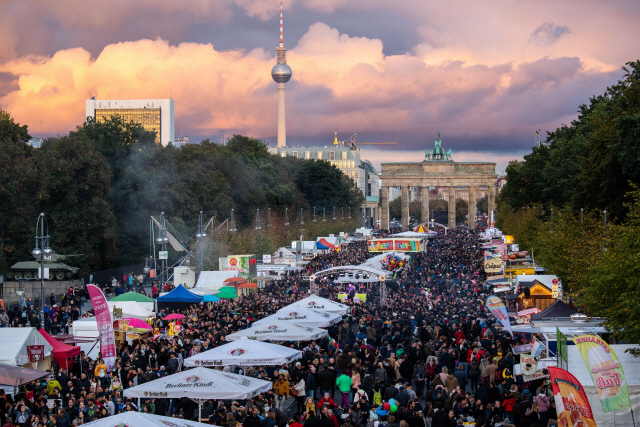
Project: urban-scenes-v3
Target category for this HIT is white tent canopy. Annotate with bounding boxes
[253,307,341,328]
[123,367,272,400]
[82,412,213,427]
[285,295,349,316]
[389,231,428,237]
[195,271,241,290]
[107,301,155,320]
[0,328,53,366]
[185,338,302,367]
[226,321,328,342]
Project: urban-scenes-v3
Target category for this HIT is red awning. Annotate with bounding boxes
[39,328,81,362]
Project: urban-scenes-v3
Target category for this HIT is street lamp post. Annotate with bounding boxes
[32,213,52,327]
[196,211,207,273]
[156,212,169,285]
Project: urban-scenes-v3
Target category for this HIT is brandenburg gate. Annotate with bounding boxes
[379,134,498,229]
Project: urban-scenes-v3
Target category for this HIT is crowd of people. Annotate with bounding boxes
[0,225,557,427]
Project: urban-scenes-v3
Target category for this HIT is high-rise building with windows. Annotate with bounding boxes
[85,99,175,146]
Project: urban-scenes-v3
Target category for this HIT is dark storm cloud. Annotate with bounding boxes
[530,22,571,46]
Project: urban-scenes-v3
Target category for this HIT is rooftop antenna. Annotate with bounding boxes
[279,0,284,48]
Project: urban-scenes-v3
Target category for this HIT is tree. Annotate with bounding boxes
[476,196,488,215]
[0,110,36,272]
[501,60,640,221]
[455,199,468,224]
[35,134,118,272]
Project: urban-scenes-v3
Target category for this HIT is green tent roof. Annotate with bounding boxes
[110,292,155,302]
[217,289,238,299]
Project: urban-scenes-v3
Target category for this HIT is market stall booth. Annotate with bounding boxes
[123,367,272,421]
[157,284,203,312]
[109,291,155,312]
[0,328,53,371]
[38,328,80,370]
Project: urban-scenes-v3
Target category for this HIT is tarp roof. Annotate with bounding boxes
[39,328,80,362]
[110,292,155,303]
[530,299,578,320]
[0,362,49,387]
[157,284,203,303]
[81,413,214,427]
[0,327,53,366]
[316,238,335,249]
[195,271,241,290]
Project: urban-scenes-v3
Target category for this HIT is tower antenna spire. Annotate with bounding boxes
[279,0,284,48]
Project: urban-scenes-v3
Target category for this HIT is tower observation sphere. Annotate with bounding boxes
[272,63,292,83]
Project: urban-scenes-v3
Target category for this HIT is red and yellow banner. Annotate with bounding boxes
[572,335,631,412]
[548,367,597,427]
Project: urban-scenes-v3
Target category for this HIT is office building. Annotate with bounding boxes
[85,99,175,146]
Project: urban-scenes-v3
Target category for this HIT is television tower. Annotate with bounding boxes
[271,0,292,148]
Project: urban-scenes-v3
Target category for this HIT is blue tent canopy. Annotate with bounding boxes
[203,295,220,302]
[316,241,331,250]
[157,284,202,303]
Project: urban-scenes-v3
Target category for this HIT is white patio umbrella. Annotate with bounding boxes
[285,295,350,315]
[82,412,213,427]
[253,307,341,328]
[184,338,302,368]
[226,321,328,342]
[123,367,272,421]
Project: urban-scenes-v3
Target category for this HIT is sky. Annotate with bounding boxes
[1,1,639,173]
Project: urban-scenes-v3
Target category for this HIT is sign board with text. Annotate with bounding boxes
[28,345,45,362]
[262,255,271,264]
[159,251,168,260]
[484,258,503,273]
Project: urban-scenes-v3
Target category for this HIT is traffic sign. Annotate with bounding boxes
[552,278,558,285]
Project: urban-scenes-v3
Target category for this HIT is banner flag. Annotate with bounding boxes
[87,285,117,371]
[486,295,513,336]
[557,327,568,367]
[549,367,597,427]
[572,335,631,412]
[531,336,544,358]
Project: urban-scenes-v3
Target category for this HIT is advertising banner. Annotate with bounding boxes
[118,319,130,332]
[572,335,631,412]
[484,258,503,273]
[393,240,418,251]
[219,255,257,278]
[262,255,271,264]
[368,240,394,252]
[337,293,367,303]
[27,345,45,362]
[87,284,116,371]
[557,327,568,367]
[531,337,544,358]
[548,367,597,427]
[517,307,541,317]
[512,344,533,355]
[520,354,540,376]
[486,295,513,336]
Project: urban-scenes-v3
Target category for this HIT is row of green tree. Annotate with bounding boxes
[496,60,640,345]
[0,112,364,274]
[498,191,640,346]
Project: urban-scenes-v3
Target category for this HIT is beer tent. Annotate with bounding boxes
[226,321,328,342]
[184,338,302,367]
[253,307,341,328]
[123,367,271,421]
[282,295,349,316]
[81,412,215,426]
